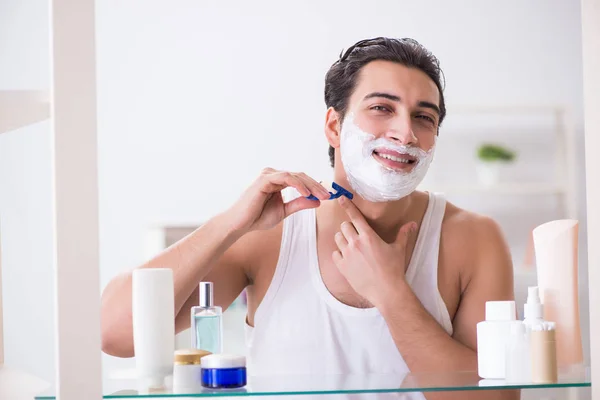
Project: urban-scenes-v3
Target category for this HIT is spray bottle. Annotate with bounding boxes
[523,286,545,331]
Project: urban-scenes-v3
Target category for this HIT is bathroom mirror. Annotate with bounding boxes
[95,1,590,395]
[0,0,596,399]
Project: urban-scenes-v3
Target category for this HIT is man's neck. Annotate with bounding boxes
[320,179,422,243]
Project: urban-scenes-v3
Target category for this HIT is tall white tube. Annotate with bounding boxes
[132,268,175,388]
[532,219,583,366]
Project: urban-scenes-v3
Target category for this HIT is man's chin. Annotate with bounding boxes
[346,180,418,203]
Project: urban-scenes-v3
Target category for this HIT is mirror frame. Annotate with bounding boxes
[581,0,600,395]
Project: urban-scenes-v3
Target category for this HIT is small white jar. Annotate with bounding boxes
[172,349,212,394]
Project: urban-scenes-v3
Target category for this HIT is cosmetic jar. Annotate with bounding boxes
[172,349,211,393]
[201,354,247,388]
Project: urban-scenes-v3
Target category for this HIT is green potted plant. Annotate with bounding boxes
[476,143,517,186]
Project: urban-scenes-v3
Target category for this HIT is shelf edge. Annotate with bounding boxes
[0,90,50,135]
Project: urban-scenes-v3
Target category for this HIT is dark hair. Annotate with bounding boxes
[324,37,446,167]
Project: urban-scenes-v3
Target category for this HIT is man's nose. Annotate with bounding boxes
[385,116,417,145]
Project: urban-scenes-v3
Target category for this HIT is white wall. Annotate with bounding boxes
[0,0,588,392]
[0,0,54,384]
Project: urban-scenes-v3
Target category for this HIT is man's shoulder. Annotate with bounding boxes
[441,200,505,244]
[439,200,509,271]
[439,200,512,288]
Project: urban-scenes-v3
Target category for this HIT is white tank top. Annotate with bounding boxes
[245,192,453,399]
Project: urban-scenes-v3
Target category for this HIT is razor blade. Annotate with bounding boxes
[306,181,354,201]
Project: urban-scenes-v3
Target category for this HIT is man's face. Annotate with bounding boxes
[347,61,440,166]
[325,60,442,202]
[337,60,441,173]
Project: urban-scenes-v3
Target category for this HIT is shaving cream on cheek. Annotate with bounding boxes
[339,113,435,202]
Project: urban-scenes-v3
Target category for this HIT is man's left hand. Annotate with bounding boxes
[333,196,417,307]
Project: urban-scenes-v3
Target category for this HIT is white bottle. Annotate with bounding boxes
[523,286,545,331]
[477,300,516,379]
[132,269,175,389]
[505,321,531,383]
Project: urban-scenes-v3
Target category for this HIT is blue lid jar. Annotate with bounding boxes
[200,354,247,389]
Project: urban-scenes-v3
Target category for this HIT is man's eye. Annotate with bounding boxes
[416,115,435,124]
[371,105,391,113]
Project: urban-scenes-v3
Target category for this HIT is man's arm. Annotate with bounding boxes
[100,212,248,357]
[101,169,330,357]
[376,215,517,400]
[332,197,517,400]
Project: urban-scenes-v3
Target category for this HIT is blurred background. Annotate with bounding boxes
[0,0,588,398]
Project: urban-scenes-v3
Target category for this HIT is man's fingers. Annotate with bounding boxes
[340,221,359,242]
[334,231,348,251]
[261,171,310,197]
[295,173,331,200]
[259,170,330,200]
[395,222,417,248]
[337,196,372,234]
[284,197,320,218]
[332,250,343,266]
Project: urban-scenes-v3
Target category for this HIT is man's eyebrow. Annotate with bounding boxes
[363,92,401,102]
[417,101,441,116]
[364,92,441,117]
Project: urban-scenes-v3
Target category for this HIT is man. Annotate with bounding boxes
[101,37,515,399]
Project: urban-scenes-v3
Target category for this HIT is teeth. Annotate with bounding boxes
[377,153,412,163]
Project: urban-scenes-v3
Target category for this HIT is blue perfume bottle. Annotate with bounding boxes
[191,282,223,354]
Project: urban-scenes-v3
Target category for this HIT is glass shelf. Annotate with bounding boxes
[35,367,590,398]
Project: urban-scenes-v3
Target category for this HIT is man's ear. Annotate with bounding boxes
[324,107,342,148]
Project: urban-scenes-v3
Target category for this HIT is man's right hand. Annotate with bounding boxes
[227,168,332,234]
